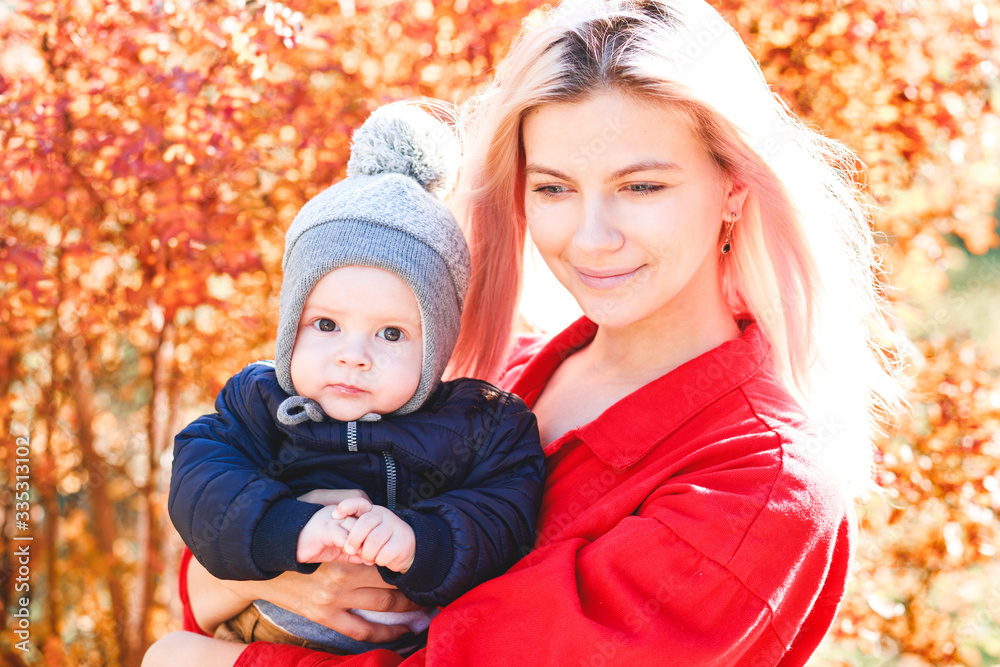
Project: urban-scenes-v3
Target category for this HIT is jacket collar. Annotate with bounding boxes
[508,317,771,470]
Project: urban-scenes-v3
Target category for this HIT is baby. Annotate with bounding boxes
[152,103,544,658]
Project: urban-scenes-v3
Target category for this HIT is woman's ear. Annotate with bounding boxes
[723,179,750,219]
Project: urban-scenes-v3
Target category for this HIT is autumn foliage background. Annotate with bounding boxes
[1,0,999,665]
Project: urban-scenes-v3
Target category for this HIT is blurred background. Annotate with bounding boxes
[1,0,999,665]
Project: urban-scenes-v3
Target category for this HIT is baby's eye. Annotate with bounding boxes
[314,319,338,332]
[380,327,403,342]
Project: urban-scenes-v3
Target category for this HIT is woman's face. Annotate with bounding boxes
[522,93,738,331]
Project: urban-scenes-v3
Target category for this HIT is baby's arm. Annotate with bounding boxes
[169,365,328,580]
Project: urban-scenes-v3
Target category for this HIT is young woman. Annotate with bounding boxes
[153,1,903,665]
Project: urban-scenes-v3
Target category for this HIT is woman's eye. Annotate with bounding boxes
[380,327,403,342]
[625,183,665,195]
[531,184,569,197]
[315,319,338,332]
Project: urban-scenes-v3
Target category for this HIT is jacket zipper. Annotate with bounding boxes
[382,452,397,510]
[348,421,395,509]
[346,421,358,452]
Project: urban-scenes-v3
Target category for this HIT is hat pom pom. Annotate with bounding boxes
[346,102,459,197]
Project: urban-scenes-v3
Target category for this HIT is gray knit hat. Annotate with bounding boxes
[274,102,470,421]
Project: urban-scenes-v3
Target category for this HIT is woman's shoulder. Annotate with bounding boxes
[654,349,852,543]
[505,332,550,369]
[496,332,549,390]
[651,368,854,615]
[733,364,852,498]
[722,370,855,568]
[719,382,856,638]
[722,364,849,494]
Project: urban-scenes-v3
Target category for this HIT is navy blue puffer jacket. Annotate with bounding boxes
[169,362,544,608]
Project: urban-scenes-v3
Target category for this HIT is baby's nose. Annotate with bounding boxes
[335,337,373,369]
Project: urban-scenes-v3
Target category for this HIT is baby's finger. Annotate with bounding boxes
[358,523,394,565]
[326,514,352,548]
[335,497,374,520]
[343,511,382,556]
[376,531,412,571]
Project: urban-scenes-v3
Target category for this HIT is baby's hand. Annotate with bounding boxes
[297,505,366,565]
[334,498,416,573]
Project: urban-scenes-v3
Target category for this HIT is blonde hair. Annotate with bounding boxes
[451,0,904,494]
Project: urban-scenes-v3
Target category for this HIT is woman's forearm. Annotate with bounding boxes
[186,555,255,634]
[181,547,421,644]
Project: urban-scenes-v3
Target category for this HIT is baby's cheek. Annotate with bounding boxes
[289,336,321,393]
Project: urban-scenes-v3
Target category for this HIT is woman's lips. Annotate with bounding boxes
[575,266,643,290]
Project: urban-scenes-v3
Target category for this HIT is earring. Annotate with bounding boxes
[721,212,736,254]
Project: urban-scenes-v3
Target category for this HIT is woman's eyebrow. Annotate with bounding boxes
[524,160,682,183]
[524,163,574,181]
[607,160,682,181]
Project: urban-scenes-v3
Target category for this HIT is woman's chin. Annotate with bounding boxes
[577,301,642,329]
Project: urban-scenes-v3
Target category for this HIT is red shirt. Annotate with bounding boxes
[189,319,854,667]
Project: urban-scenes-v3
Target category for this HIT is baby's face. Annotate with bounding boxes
[289,266,422,421]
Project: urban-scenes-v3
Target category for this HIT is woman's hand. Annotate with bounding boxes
[218,560,424,643]
[297,488,370,506]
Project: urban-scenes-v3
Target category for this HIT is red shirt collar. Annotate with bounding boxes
[507,317,771,470]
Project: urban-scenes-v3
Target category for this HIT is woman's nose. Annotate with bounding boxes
[573,196,625,256]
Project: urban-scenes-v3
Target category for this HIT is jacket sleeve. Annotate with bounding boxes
[377,390,545,608]
[168,365,325,581]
